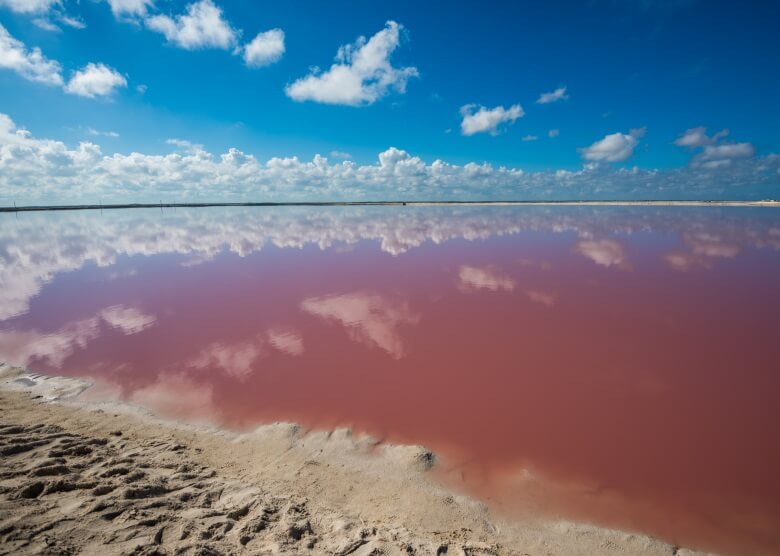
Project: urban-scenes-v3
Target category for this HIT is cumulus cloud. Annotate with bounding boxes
[460,104,524,136]
[692,143,755,169]
[65,63,127,98]
[0,113,778,206]
[580,128,645,163]
[0,23,63,85]
[285,21,418,106]
[674,126,729,148]
[146,0,237,50]
[106,0,154,18]
[522,135,538,142]
[0,0,59,14]
[675,126,755,170]
[548,128,560,138]
[243,28,285,67]
[536,86,568,104]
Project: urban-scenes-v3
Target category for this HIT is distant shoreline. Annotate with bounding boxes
[1,199,778,213]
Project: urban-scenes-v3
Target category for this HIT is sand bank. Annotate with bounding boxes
[0,364,710,555]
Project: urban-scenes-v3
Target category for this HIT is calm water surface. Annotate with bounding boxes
[1,206,779,555]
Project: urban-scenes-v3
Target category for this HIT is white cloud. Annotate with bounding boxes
[0,113,777,207]
[166,137,203,152]
[146,0,237,50]
[285,20,418,106]
[32,18,60,32]
[87,128,120,138]
[0,0,59,14]
[0,23,63,86]
[243,28,285,67]
[674,126,728,148]
[0,31,124,98]
[675,126,755,170]
[548,128,560,138]
[29,13,85,33]
[536,86,568,104]
[580,128,645,163]
[1,0,83,32]
[61,15,85,29]
[106,0,154,18]
[692,143,755,169]
[65,63,127,98]
[522,135,538,142]
[460,104,524,136]
[329,150,352,160]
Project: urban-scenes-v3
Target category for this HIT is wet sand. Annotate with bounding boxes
[0,363,707,556]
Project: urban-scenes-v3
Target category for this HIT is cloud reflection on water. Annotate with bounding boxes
[0,304,154,368]
[0,206,779,556]
[301,293,419,359]
[1,206,779,322]
[458,265,516,292]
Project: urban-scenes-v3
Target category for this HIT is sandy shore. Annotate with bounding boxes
[0,364,710,555]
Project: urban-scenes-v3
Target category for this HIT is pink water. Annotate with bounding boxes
[1,206,779,554]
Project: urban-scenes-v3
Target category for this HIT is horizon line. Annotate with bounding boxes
[1,200,779,213]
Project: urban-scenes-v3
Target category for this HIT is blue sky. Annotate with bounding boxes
[1,0,779,203]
